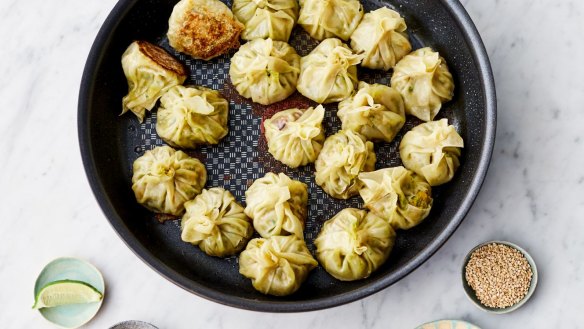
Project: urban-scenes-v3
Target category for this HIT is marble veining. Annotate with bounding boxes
[1,0,584,328]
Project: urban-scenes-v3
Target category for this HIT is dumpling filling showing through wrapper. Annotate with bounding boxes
[244,172,308,238]
[298,0,363,41]
[297,38,363,104]
[232,0,299,42]
[359,166,433,230]
[181,187,253,257]
[350,7,411,71]
[338,82,405,142]
[132,146,207,217]
[230,38,300,105]
[315,208,396,281]
[264,105,325,168]
[239,235,317,296]
[156,85,229,149]
[121,41,186,122]
[391,47,454,121]
[315,130,376,199]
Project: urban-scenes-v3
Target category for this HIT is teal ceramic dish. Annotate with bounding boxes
[34,257,105,328]
[461,241,538,314]
[416,319,481,329]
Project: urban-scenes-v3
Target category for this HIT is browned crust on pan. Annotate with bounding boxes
[137,40,187,76]
[176,10,244,60]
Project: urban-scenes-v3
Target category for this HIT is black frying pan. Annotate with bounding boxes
[78,0,496,312]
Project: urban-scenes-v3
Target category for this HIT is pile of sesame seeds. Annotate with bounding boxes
[465,243,533,309]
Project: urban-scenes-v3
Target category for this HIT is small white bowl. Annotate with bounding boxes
[461,241,538,314]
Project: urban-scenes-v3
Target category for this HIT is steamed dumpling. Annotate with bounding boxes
[298,0,363,41]
[239,235,318,296]
[337,82,405,142]
[230,38,300,105]
[315,208,395,281]
[264,105,325,168]
[315,130,376,199]
[245,173,308,238]
[297,38,362,104]
[350,7,411,71]
[181,188,252,257]
[391,47,454,121]
[156,85,229,149]
[359,167,432,230]
[399,119,464,186]
[233,0,299,42]
[121,41,187,122]
[167,0,244,60]
[132,146,207,216]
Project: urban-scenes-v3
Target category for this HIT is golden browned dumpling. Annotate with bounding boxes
[121,41,187,122]
[167,0,245,60]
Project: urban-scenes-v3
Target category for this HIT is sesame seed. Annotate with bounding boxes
[465,243,533,309]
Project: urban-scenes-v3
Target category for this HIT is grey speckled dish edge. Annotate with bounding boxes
[109,320,159,329]
[461,241,538,314]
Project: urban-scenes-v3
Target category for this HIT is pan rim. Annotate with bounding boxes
[78,0,496,313]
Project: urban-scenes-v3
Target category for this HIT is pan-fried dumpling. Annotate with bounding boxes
[297,38,362,104]
[181,188,253,257]
[298,0,363,41]
[315,130,376,199]
[245,173,308,238]
[233,0,299,42]
[121,41,187,122]
[315,208,395,281]
[167,0,244,60]
[239,235,318,296]
[264,105,325,168]
[132,146,207,217]
[156,85,229,149]
[337,82,405,142]
[230,38,300,105]
[359,167,432,230]
[391,47,454,121]
[399,119,464,186]
[350,7,411,71]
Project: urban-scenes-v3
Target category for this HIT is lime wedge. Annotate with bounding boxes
[32,280,103,309]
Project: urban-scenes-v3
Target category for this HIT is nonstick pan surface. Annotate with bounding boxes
[78,0,496,312]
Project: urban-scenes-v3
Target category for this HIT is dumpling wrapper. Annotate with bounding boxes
[315,208,395,281]
[239,235,318,296]
[167,0,244,60]
[297,38,363,104]
[132,146,207,217]
[315,130,376,199]
[230,38,300,105]
[298,0,363,41]
[245,172,308,238]
[156,85,229,149]
[264,105,325,168]
[121,41,186,122]
[181,188,253,257]
[391,47,454,121]
[359,166,433,230]
[399,119,464,186]
[338,82,405,142]
[350,7,411,71]
[233,0,299,42]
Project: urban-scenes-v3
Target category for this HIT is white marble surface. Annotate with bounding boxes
[1,0,583,327]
